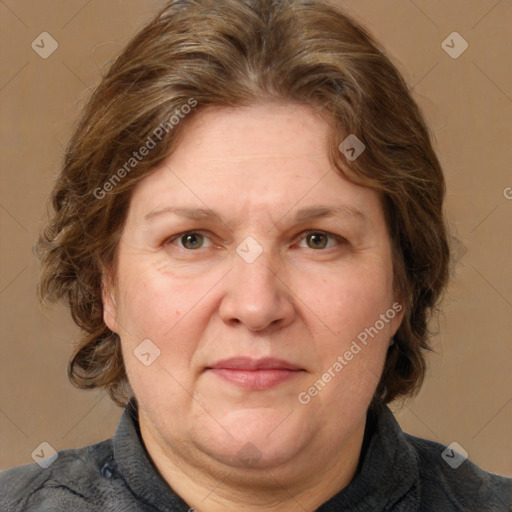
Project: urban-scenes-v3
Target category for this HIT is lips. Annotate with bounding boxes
[208,357,302,371]
[206,357,305,390]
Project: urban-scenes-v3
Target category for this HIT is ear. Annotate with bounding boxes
[101,268,119,333]
[389,299,405,338]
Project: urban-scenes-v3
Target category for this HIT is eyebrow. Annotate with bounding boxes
[145,207,222,222]
[144,204,366,224]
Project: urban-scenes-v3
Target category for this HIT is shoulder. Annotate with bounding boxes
[0,439,113,511]
[405,433,512,511]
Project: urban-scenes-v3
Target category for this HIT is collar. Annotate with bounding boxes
[317,402,420,511]
[113,399,419,511]
[113,400,191,511]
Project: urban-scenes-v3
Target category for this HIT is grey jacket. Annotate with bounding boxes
[1,400,510,511]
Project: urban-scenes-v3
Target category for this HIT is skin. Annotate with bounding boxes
[103,103,404,512]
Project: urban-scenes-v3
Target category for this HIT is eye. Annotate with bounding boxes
[167,231,213,250]
[298,231,342,250]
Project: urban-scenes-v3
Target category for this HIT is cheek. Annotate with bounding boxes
[113,257,219,376]
[115,265,205,406]
[115,258,190,335]
[298,267,395,415]
[302,260,395,340]
[296,258,396,405]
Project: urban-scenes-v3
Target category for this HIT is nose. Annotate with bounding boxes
[218,247,296,332]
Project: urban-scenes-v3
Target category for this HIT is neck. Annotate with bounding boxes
[139,414,367,512]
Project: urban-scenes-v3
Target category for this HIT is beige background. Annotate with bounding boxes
[0,0,511,476]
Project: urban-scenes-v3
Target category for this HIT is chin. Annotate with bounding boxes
[191,408,316,470]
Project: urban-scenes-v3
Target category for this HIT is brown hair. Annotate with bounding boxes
[36,0,450,406]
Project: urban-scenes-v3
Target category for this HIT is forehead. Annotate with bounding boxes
[165,102,334,177]
[127,103,382,226]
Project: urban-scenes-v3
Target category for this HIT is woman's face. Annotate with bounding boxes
[104,103,403,477]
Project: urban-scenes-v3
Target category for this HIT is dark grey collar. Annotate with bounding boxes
[113,400,192,511]
[317,403,420,511]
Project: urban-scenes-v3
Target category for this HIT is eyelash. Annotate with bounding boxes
[164,230,346,251]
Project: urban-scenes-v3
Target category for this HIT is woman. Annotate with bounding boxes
[1,0,510,510]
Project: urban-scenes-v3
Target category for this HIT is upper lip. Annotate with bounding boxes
[207,357,303,371]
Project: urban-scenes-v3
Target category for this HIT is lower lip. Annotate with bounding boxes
[208,368,301,390]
